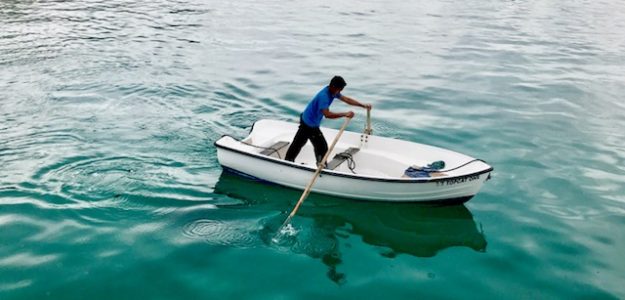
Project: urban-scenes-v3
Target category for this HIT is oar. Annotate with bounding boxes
[359,108,372,148]
[280,116,352,228]
[365,107,372,135]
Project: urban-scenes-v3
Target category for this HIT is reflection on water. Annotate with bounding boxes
[214,171,487,284]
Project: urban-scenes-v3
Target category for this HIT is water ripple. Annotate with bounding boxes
[182,219,262,248]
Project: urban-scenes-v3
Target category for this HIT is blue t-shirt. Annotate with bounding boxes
[301,86,342,127]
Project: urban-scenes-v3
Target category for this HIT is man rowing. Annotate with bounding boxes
[285,76,372,164]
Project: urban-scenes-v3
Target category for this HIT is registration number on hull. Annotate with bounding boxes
[436,174,480,186]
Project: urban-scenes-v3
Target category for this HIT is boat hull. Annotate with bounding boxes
[221,166,474,204]
[216,142,491,203]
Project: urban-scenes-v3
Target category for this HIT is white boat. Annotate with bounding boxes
[215,119,493,204]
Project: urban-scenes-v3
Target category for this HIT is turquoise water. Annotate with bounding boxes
[1,0,625,298]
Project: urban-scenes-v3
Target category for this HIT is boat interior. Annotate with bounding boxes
[226,118,492,180]
[240,137,466,179]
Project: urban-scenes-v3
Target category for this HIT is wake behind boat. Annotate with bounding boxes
[215,119,493,203]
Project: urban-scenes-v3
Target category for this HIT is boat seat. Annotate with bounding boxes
[326,147,360,170]
[260,141,290,158]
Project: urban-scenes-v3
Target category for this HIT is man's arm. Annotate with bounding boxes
[322,108,354,119]
[339,95,372,110]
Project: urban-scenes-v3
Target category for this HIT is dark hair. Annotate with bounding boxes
[329,76,347,89]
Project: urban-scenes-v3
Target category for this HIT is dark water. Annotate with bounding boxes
[1,0,625,298]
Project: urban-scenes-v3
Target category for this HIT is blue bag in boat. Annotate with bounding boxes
[403,160,445,178]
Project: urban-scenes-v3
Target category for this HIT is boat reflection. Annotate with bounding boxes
[214,171,487,284]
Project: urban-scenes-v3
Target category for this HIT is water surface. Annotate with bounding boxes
[1,0,625,298]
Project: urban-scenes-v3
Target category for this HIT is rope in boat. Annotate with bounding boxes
[241,141,283,159]
[335,152,357,174]
[439,159,486,173]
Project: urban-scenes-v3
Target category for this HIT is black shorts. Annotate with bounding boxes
[285,117,328,163]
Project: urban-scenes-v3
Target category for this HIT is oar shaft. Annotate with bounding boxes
[363,108,372,135]
[367,108,371,133]
[283,117,351,224]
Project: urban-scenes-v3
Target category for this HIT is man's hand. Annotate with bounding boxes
[363,103,372,110]
[345,111,355,118]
